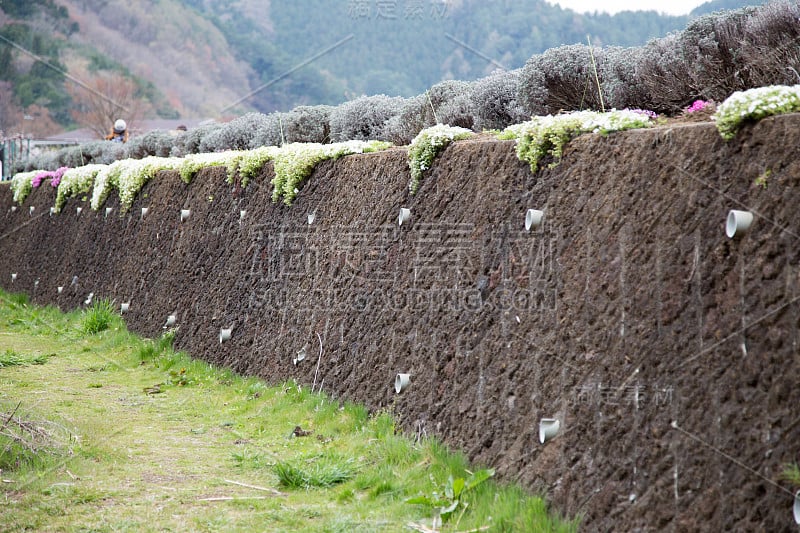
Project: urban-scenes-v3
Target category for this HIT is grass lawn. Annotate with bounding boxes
[0,291,577,532]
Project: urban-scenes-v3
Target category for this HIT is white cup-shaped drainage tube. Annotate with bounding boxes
[726,209,753,238]
[307,212,316,225]
[76,207,82,215]
[29,206,35,215]
[105,207,113,217]
[141,207,149,219]
[398,208,411,226]
[525,209,544,231]
[50,207,55,216]
[164,314,177,328]
[57,286,63,294]
[11,273,17,282]
[219,327,233,343]
[180,209,191,222]
[240,209,247,221]
[794,490,800,524]
[11,206,16,212]
[395,373,411,394]
[539,418,560,444]
[120,302,130,313]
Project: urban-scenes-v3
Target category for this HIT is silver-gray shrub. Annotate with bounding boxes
[57,141,122,167]
[599,46,652,111]
[470,69,527,131]
[124,130,174,159]
[633,34,694,113]
[329,94,406,142]
[385,96,428,145]
[740,1,800,88]
[436,80,475,130]
[678,7,758,102]
[169,122,222,157]
[22,141,124,171]
[282,105,334,143]
[385,80,473,144]
[519,44,608,116]
[25,150,61,171]
[199,112,273,152]
[249,112,286,148]
[517,59,547,118]
[91,142,126,164]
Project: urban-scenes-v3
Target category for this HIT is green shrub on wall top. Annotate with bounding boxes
[713,84,800,140]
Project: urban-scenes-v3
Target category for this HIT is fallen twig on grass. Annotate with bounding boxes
[199,496,269,502]
[223,478,286,496]
[407,522,491,533]
[1,401,21,431]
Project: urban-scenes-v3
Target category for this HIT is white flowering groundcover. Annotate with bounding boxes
[11,87,799,212]
[499,109,655,173]
[712,84,800,140]
[10,171,38,204]
[270,140,391,205]
[408,124,473,194]
[56,165,106,211]
[11,141,392,213]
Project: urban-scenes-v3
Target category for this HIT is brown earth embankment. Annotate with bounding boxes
[1,116,799,531]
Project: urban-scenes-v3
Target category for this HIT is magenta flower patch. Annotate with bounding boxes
[686,100,710,113]
[31,167,69,188]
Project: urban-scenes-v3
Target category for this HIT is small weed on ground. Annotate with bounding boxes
[80,298,118,334]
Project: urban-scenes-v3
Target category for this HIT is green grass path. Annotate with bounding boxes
[0,294,576,532]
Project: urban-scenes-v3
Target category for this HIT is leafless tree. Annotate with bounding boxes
[66,71,149,139]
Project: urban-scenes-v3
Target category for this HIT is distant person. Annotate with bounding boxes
[169,124,188,136]
[106,119,129,143]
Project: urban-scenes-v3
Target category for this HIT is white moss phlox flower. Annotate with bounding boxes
[117,157,182,210]
[10,171,39,204]
[180,150,243,183]
[91,160,126,210]
[501,109,655,173]
[55,164,105,211]
[408,124,474,194]
[271,140,391,204]
[238,145,282,183]
[713,84,800,140]
[506,109,653,140]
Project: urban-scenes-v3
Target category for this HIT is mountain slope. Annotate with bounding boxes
[57,0,254,116]
[0,0,774,134]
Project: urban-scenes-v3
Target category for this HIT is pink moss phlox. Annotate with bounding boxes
[686,100,710,113]
[32,167,69,188]
[624,108,658,119]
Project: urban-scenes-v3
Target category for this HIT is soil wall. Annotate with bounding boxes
[1,116,799,531]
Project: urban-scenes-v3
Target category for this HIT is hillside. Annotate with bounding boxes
[0,0,769,136]
[56,0,254,116]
